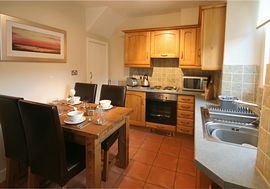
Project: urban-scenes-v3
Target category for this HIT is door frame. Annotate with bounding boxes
[86,37,109,83]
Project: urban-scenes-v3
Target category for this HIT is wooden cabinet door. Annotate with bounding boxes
[179,28,197,68]
[201,5,226,70]
[124,32,150,67]
[125,91,146,127]
[151,30,179,58]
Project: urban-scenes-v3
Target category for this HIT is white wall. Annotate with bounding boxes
[223,1,261,66]
[109,7,199,81]
[0,2,87,182]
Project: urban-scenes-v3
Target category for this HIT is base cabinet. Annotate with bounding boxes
[125,91,146,127]
[177,95,195,135]
[196,169,213,189]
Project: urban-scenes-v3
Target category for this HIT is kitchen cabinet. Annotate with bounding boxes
[177,95,195,135]
[201,4,226,70]
[150,30,179,58]
[125,91,146,127]
[124,32,151,67]
[179,28,200,69]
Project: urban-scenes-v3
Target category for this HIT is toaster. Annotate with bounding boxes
[126,77,138,86]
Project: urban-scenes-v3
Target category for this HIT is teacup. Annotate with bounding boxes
[67,110,83,122]
[99,100,111,109]
[70,96,80,104]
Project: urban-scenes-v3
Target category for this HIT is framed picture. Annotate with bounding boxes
[0,14,66,62]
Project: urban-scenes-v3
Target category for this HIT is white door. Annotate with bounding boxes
[86,38,108,103]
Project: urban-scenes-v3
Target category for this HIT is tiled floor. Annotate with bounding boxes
[0,126,196,188]
[67,126,197,189]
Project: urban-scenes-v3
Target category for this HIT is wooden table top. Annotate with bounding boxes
[56,102,133,139]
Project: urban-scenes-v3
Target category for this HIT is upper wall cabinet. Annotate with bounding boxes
[179,28,200,69]
[150,30,179,58]
[124,32,151,67]
[201,4,226,70]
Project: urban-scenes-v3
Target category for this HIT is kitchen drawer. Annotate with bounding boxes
[178,103,194,111]
[177,126,193,135]
[177,118,194,128]
[178,95,195,104]
[177,110,194,119]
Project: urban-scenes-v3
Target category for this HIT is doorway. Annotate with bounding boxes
[86,38,108,103]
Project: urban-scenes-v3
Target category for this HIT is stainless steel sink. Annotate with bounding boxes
[201,107,259,148]
[205,122,258,148]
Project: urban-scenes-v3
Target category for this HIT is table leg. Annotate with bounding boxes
[118,118,129,168]
[85,137,101,188]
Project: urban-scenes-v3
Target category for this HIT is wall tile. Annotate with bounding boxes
[260,107,270,131]
[244,65,257,73]
[263,86,270,108]
[231,65,244,73]
[223,65,232,73]
[232,82,242,91]
[266,64,270,85]
[266,135,270,157]
[243,83,255,93]
[243,74,255,83]
[258,127,267,152]
[222,73,232,81]
[221,81,231,91]
[232,73,243,83]
[256,149,265,174]
[264,157,270,184]
[231,90,242,99]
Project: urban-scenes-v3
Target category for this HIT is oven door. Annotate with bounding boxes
[146,99,177,126]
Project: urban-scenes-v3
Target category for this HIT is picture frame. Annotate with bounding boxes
[0,14,67,62]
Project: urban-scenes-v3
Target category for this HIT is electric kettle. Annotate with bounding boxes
[142,74,150,87]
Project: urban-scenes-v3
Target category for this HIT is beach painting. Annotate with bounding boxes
[0,14,66,62]
[12,27,61,55]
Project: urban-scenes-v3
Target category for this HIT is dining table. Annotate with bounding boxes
[56,101,133,188]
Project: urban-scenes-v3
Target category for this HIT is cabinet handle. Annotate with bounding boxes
[198,49,201,57]
[160,54,168,57]
[181,52,184,60]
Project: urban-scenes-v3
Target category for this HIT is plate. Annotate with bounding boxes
[97,105,113,110]
[64,116,86,124]
[67,101,82,105]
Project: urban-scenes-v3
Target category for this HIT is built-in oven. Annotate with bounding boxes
[146,92,177,126]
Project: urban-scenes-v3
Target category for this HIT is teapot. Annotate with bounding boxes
[142,74,149,87]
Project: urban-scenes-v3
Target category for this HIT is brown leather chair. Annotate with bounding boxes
[99,85,127,181]
[18,100,85,187]
[74,82,97,103]
[0,95,28,187]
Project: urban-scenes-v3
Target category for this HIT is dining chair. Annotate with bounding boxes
[0,94,28,187]
[74,82,97,103]
[99,84,127,181]
[18,100,85,187]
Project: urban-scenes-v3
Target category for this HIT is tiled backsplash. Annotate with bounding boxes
[256,64,270,186]
[129,59,183,88]
[221,65,259,103]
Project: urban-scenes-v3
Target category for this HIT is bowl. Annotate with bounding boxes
[99,100,111,109]
[69,96,80,104]
[67,110,84,122]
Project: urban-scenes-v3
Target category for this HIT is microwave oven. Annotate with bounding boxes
[183,76,208,92]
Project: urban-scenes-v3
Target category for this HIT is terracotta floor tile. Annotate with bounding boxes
[177,159,196,176]
[101,170,122,188]
[153,153,178,171]
[115,176,144,188]
[141,140,161,153]
[179,146,194,160]
[144,133,164,144]
[124,161,151,181]
[130,138,145,148]
[130,146,139,159]
[174,173,196,189]
[144,183,166,189]
[159,144,180,157]
[162,136,182,147]
[181,136,194,149]
[147,166,176,188]
[133,149,157,165]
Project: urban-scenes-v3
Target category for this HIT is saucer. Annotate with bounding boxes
[97,105,113,110]
[67,101,82,105]
[64,116,86,124]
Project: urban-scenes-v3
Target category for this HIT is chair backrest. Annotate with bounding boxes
[0,95,28,162]
[99,85,127,107]
[74,82,97,103]
[18,100,67,183]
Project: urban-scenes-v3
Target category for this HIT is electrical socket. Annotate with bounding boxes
[71,70,78,76]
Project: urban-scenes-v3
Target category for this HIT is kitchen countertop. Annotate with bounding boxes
[194,96,269,189]
[127,86,203,96]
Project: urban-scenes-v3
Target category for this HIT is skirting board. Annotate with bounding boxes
[0,168,6,182]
